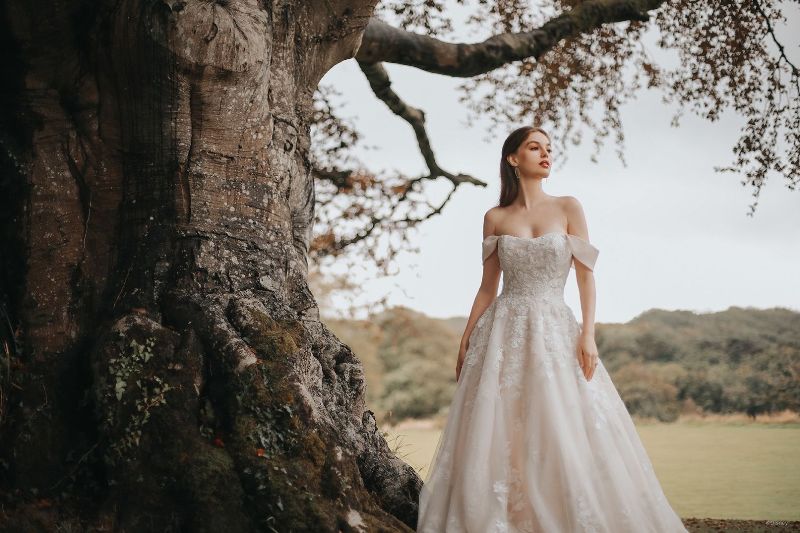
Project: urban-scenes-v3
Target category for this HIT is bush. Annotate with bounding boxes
[613,362,681,422]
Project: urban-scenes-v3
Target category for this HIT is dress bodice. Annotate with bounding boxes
[481,232,599,301]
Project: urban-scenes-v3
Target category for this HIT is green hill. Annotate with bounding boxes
[327,305,800,424]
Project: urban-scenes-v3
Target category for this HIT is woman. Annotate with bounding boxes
[416,126,688,532]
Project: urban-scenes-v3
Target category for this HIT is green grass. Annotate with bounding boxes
[384,421,800,521]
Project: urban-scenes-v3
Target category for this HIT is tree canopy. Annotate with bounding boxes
[309,0,798,275]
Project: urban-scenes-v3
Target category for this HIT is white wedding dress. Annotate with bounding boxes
[416,232,687,533]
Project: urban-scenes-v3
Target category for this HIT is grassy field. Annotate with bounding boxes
[383,419,800,522]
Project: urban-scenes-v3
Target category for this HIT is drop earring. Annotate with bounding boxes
[513,166,520,179]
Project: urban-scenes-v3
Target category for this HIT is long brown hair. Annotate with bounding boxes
[498,126,551,207]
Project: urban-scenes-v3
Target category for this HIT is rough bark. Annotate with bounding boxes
[356,0,665,75]
[0,0,420,531]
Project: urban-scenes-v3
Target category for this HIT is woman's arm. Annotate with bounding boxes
[457,210,502,380]
[564,196,599,380]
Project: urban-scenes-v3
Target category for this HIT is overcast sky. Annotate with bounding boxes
[316,3,800,324]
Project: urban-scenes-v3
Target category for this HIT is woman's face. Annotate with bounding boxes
[508,131,551,178]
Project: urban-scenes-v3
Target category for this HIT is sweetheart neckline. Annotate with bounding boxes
[486,232,567,242]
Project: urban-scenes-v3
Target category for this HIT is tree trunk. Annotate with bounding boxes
[0,1,420,531]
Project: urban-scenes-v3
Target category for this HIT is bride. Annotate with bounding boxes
[416,126,688,532]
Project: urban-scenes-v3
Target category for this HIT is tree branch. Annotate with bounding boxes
[356,0,667,76]
[357,61,485,190]
[752,0,800,95]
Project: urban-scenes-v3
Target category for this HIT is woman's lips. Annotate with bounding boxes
[540,161,550,168]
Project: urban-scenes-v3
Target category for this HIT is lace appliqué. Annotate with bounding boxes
[586,366,613,430]
[508,467,526,513]
[535,315,575,380]
[500,348,524,399]
[493,480,509,503]
[491,519,509,533]
[621,505,634,530]
[576,493,601,533]
[509,314,527,349]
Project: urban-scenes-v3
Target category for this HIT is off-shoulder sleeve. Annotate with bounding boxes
[566,234,599,271]
[482,235,500,263]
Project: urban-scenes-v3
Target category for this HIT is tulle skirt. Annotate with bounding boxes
[416,294,688,533]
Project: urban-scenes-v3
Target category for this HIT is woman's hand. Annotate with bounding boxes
[456,343,468,382]
[577,331,599,381]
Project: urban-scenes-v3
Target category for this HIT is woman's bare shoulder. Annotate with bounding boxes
[484,205,507,223]
[557,195,582,208]
[558,195,586,216]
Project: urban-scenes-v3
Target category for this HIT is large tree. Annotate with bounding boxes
[0,0,796,530]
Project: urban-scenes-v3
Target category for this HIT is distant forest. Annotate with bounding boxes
[327,306,800,424]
